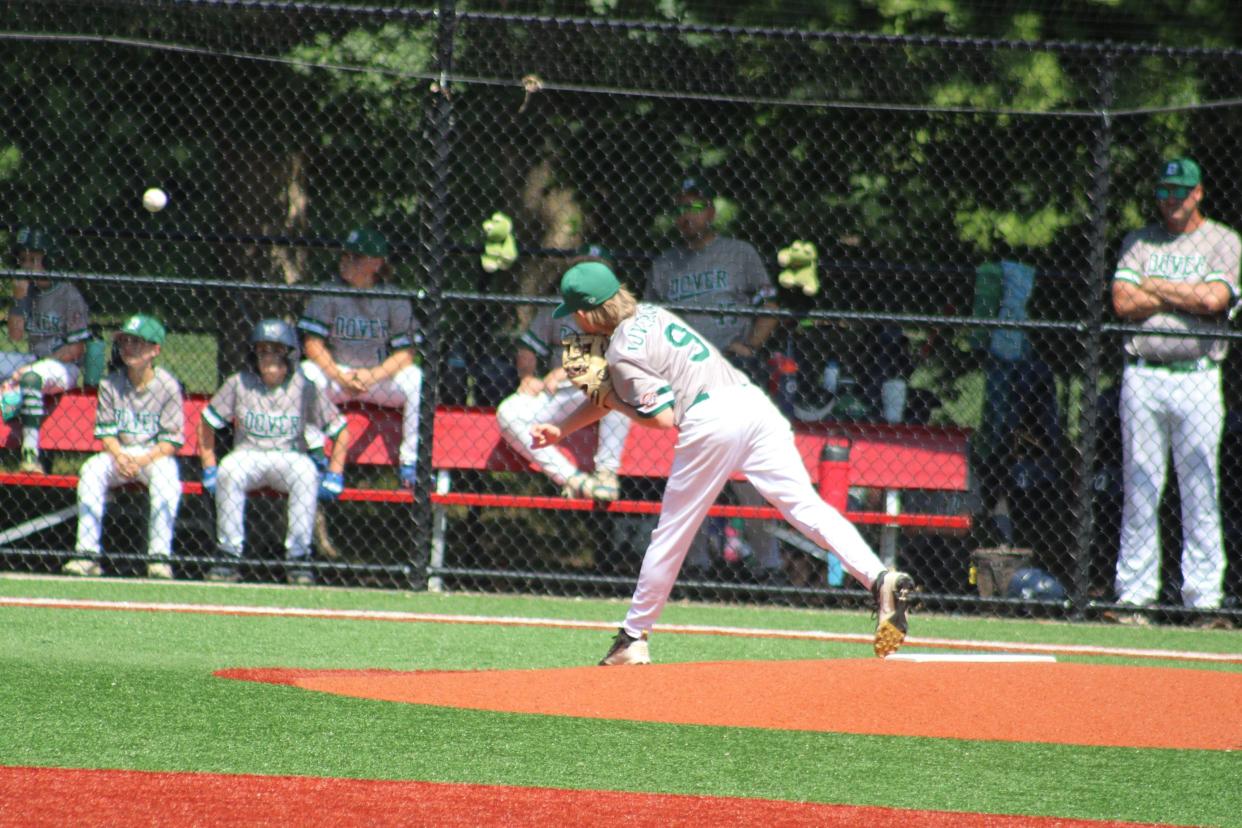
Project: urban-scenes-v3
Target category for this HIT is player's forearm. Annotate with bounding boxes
[51,342,84,364]
[303,337,340,379]
[555,397,609,437]
[327,427,351,474]
[374,349,414,381]
[197,420,218,466]
[747,314,780,349]
[1143,278,1232,315]
[1112,282,1164,320]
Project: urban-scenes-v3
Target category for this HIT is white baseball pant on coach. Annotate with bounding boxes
[216,450,319,561]
[621,385,887,637]
[301,360,422,467]
[1117,363,1226,608]
[0,353,78,392]
[497,383,632,485]
[75,450,181,559]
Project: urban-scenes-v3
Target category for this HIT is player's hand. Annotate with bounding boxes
[726,341,755,358]
[201,465,218,497]
[339,370,368,395]
[517,375,544,396]
[115,454,140,479]
[318,471,345,502]
[530,423,562,449]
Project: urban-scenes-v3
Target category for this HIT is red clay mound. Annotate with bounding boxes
[217,659,1242,751]
[0,765,1192,828]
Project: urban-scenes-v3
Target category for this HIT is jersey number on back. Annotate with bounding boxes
[665,323,709,362]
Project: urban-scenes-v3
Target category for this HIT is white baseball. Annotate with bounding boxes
[142,187,168,213]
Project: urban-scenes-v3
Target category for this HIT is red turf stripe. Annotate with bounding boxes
[0,765,1190,828]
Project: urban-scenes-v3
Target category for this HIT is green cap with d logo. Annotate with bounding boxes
[553,262,620,318]
[120,314,166,345]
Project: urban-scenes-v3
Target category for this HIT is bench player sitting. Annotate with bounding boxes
[67,315,182,579]
[1,227,91,473]
[198,319,351,585]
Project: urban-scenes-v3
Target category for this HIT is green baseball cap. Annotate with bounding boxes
[553,262,621,318]
[1159,158,1201,187]
[574,243,616,266]
[343,226,389,258]
[119,314,166,345]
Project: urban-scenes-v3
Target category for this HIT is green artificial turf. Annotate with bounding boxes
[2,575,1240,826]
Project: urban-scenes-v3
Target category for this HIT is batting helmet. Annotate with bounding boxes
[13,226,54,267]
[1006,567,1067,602]
[249,318,299,373]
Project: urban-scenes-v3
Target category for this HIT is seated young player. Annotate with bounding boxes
[199,319,351,585]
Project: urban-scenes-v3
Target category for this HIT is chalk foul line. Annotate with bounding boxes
[2,595,1239,664]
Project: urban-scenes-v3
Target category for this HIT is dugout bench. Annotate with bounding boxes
[0,390,972,580]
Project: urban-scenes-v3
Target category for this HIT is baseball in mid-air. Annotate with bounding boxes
[142,187,168,213]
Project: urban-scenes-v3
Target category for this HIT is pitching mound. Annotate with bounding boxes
[217,659,1242,751]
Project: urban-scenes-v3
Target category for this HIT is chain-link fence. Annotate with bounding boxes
[2,0,1241,625]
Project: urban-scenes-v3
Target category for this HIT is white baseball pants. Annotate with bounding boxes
[301,360,422,467]
[497,382,632,485]
[0,353,78,392]
[215,450,319,561]
[75,449,181,559]
[621,384,887,637]
[1117,364,1225,608]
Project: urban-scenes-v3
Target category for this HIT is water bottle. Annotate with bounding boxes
[822,359,840,393]
[83,337,107,387]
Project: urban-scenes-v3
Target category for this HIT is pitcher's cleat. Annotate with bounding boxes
[599,628,651,665]
[872,569,915,658]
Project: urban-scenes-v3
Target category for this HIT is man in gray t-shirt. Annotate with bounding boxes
[1111,158,1241,614]
[646,175,782,581]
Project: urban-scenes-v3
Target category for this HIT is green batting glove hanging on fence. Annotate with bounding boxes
[481,212,518,272]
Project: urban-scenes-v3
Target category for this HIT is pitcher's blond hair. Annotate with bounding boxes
[580,286,637,332]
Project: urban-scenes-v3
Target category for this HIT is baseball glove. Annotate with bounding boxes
[561,333,612,406]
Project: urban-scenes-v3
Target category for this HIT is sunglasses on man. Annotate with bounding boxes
[1155,185,1193,200]
[674,200,711,215]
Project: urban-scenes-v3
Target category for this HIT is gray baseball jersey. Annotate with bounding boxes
[519,307,589,373]
[646,236,776,351]
[298,285,416,368]
[1114,218,1242,362]
[20,283,90,359]
[608,303,748,427]
[202,368,346,452]
[94,366,185,448]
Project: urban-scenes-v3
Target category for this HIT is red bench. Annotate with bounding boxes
[0,390,972,570]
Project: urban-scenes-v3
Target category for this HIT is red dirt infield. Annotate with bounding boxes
[0,765,1196,827]
[217,658,1242,751]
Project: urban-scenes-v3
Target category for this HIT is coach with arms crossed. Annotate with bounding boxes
[1110,157,1240,621]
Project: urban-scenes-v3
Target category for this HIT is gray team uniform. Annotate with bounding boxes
[606,304,885,637]
[496,307,632,486]
[1113,219,1241,608]
[646,236,776,352]
[75,367,184,560]
[203,368,347,563]
[647,236,779,570]
[298,286,422,467]
[0,282,91,409]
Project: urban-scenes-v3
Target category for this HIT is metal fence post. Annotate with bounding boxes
[412,0,458,591]
[1072,56,1116,619]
